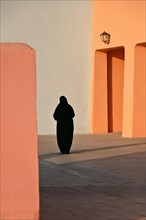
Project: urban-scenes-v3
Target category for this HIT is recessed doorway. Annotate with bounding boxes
[92,47,125,134]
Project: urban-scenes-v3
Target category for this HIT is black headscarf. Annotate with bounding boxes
[59,96,68,104]
[53,96,75,121]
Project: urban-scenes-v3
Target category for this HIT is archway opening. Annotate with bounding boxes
[92,47,125,134]
[107,47,125,132]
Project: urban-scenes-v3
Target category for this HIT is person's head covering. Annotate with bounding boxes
[59,96,68,104]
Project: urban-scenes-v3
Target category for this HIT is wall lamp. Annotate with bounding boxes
[100,31,110,44]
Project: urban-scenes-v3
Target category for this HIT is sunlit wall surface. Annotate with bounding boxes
[91,0,146,137]
[1,1,145,137]
[0,43,39,220]
[1,1,93,135]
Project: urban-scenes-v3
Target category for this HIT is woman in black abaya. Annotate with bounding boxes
[53,96,75,154]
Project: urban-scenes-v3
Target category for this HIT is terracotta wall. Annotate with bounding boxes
[91,0,146,137]
[0,43,39,219]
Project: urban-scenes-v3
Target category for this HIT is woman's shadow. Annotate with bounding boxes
[39,141,146,160]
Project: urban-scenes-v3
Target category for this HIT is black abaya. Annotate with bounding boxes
[53,96,75,154]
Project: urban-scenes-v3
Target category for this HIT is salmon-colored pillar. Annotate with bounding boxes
[132,43,146,137]
[122,46,135,137]
[0,43,39,219]
[92,51,108,133]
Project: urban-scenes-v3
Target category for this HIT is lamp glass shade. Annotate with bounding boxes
[100,31,110,44]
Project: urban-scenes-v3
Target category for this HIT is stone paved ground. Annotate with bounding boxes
[38,134,146,220]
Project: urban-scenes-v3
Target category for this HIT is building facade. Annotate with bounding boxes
[1,1,145,137]
[91,0,146,137]
[0,1,145,219]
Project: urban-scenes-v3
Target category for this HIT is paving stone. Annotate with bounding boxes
[39,134,146,220]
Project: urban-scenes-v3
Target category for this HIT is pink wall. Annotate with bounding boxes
[0,43,39,219]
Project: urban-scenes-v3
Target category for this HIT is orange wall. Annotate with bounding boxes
[92,1,145,49]
[0,43,39,219]
[91,0,146,137]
